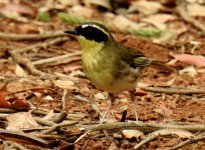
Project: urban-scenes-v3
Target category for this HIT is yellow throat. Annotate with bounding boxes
[76,36,139,93]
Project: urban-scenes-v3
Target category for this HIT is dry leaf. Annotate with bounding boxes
[0,91,29,109]
[33,92,42,98]
[57,0,79,6]
[165,129,194,138]
[6,111,39,131]
[94,92,106,100]
[137,82,151,87]
[43,109,55,120]
[6,81,24,94]
[166,59,178,65]
[197,68,205,73]
[15,64,28,77]
[135,88,147,96]
[122,130,144,139]
[63,64,82,73]
[154,104,173,118]
[142,14,176,29]
[44,95,54,101]
[186,0,197,2]
[108,142,118,150]
[108,15,144,32]
[166,78,176,86]
[53,79,75,89]
[0,3,34,16]
[18,24,38,34]
[143,14,176,23]
[171,53,205,68]
[129,1,162,15]
[120,98,129,103]
[40,0,79,10]
[179,66,197,77]
[187,3,205,16]
[69,5,94,18]
[86,0,111,9]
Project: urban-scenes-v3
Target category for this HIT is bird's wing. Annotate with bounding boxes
[118,45,152,68]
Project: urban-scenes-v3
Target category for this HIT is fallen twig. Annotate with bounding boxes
[13,37,70,54]
[10,49,57,79]
[0,129,49,147]
[32,51,81,67]
[177,3,205,34]
[52,89,68,123]
[74,131,90,144]
[0,108,17,113]
[33,117,56,127]
[169,135,205,150]
[32,109,85,121]
[9,36,72,79]
[0,31,66,41]
[73,94,102,118]
[137,85,205,94]
[134,129,193,149]
[39,121,78,135]
[4,141,27,150]
[37,134,66,139]
[75,121,205,133]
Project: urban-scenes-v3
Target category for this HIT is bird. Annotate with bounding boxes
[65,22,173,122]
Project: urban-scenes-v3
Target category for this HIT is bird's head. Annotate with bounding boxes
[65,22,115,50]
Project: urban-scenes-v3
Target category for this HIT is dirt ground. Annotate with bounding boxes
[0,0,205,150]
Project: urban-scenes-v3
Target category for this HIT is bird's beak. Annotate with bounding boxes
[64,30,79,36]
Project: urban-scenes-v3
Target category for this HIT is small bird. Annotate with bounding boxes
[65,22,173,122]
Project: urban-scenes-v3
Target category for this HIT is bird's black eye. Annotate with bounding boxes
[75,25,108,42]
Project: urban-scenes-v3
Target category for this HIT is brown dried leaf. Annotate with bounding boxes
[57,0,79,7]
[15,64,28,77]
[18,24,38,34]
[129,1,162,15]
[154,104,173,118]
[108,15,144,32]
[43,95,54,101]
[166,77,176,86]
[122,129,144,139]
[6,111,39,131]
[179,66,197,77]
[187,3,205,17]
[0,91,29,109]
[135,88,147,96]
[142,14,176,29]
[94,92,106,100]
[63,64,82,73]
[69,5,94,18]
[0,91,10,108]
[171,53,205,68]
[43,109,55,120]
[0,3,34,16]
[86,0,111,9]
[53,79,75,90]
[6,81,24,94]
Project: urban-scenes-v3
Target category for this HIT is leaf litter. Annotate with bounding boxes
[0,0,205,149]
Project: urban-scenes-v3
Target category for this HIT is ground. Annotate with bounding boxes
[0,0,205,150]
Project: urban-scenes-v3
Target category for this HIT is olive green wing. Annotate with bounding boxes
[118,45,152,68]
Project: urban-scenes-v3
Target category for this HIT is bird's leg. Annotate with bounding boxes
[100,93,115,124]
[130,90,139,122]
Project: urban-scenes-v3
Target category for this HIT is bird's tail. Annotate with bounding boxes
[150,60,175,73]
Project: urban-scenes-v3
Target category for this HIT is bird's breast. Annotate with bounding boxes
[82,51,140,93]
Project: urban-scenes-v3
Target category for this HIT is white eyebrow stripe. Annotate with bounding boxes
[81,24,90,28]
[80,24,109,37]
[81,24,100,29]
